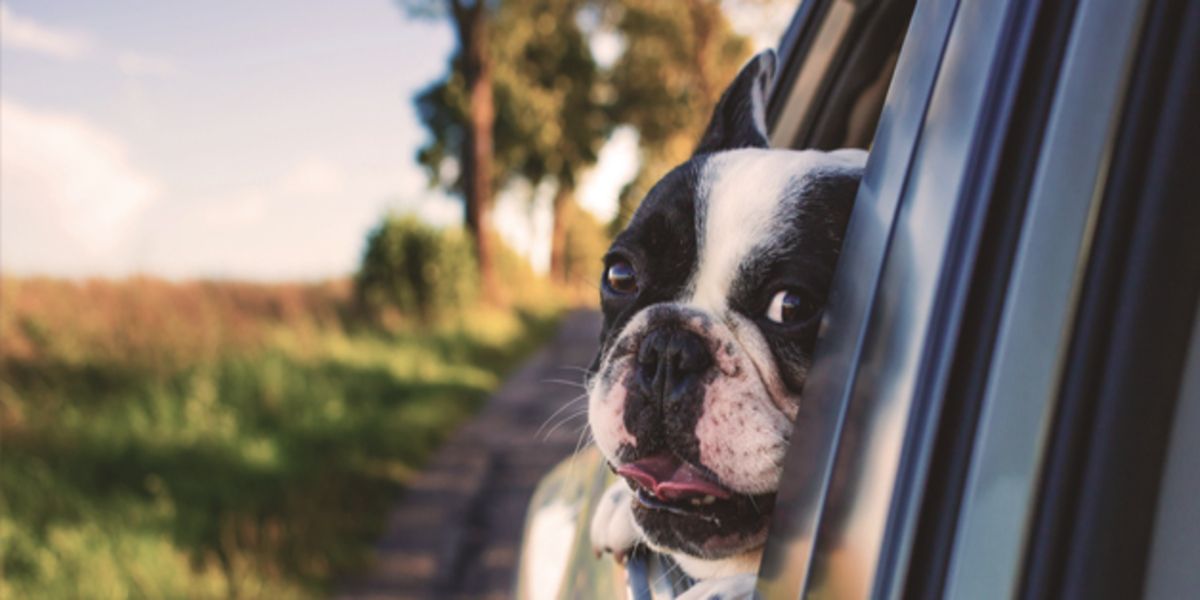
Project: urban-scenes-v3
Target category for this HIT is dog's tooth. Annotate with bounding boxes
[702,495,716,505]
[690,498,702,506]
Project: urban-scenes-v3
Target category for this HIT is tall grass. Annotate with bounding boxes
[0,277,560,598]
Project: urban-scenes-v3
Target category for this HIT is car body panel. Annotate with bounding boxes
[946,0,1150,596]
[1145,308,1200,599]
[514,447,693,600]
[514,447,622,600]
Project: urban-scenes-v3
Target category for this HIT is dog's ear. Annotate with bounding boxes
[693,50,777,156]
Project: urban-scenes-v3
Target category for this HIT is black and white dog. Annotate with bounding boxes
[587,50,866,594]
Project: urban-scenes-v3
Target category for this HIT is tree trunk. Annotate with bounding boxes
[549,183,573,285]
[687,0,716,106]
[454,0,501,304]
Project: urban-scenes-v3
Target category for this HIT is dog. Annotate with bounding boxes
[586,49,867,596]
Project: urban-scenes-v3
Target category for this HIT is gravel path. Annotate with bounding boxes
[337,310,603,600]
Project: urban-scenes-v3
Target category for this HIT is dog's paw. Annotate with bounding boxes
[589,481,641,564]
[677,574,758,600]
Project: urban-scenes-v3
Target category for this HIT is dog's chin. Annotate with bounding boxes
[628,484,777,560]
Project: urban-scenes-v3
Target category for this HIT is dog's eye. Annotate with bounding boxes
[766,289,818,324]
[605,261,638,295]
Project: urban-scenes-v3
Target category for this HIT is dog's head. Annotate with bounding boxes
[586,50,866,562]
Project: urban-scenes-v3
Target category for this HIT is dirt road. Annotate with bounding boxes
[337,310,603,600]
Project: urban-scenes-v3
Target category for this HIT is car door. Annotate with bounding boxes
[759,0,1199,598]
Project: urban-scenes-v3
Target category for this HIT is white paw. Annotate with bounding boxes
[677,574,758,600]
[589,480,641,564]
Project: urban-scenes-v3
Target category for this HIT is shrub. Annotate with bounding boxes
[354,216,478,325]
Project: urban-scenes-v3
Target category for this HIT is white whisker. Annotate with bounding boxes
[541,409,589,442]
[540,378,589,390]
[567,422,595,479]
[533,393,588,439]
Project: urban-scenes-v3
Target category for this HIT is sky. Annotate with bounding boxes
[1,1,792,280]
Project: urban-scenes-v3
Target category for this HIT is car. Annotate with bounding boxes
[514,0,1200,597]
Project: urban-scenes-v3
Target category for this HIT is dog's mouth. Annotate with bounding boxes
[617,453,732,510]
[616,453,775,526]
[615,453,776,558]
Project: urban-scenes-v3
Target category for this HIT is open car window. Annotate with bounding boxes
[606,2,920,597]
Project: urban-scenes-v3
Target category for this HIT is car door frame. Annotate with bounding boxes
[758,0,1167,597]
[1017,0,1200,597]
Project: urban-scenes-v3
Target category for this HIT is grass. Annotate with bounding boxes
[0,277,561,598]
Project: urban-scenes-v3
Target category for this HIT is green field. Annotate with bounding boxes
[0,277,560,598]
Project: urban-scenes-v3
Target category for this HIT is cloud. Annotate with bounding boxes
[1,98,159,274]
[116,51,178,77]
[133,159,401,280]
[279,158,345,197]
[0,4,176,77]
[0,3,91,60]
[191,159,345,231]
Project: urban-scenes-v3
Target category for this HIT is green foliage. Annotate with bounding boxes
[415,0,609,194]
[407,0,756,253]
[413,0,613,286]
[603,0,752,230]
[607,1,750,149]
[355,215,479,324]
[414,66,470,192]
[492,0,610,188]
[0,278,560,598]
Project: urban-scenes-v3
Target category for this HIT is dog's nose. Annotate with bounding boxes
[636,328,713,405]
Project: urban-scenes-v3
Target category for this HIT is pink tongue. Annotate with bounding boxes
[616,454,732,501]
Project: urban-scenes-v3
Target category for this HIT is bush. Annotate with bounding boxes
[354,216,478,325]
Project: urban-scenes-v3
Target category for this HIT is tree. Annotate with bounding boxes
[602,0,752,231]
[416,0,609,287]
[401,0,501,303]
[407,0,755,290]
[494,0,609,284]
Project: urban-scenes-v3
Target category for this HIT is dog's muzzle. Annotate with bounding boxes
[634,327,712,412]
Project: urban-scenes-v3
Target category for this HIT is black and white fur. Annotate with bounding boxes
[587,50,866,592]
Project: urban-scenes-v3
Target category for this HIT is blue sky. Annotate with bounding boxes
[1,1,789,280]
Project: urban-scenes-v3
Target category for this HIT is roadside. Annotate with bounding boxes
[338,310,603,600]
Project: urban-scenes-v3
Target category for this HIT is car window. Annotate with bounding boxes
[768,0,915,150]
[599,1,920,596]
